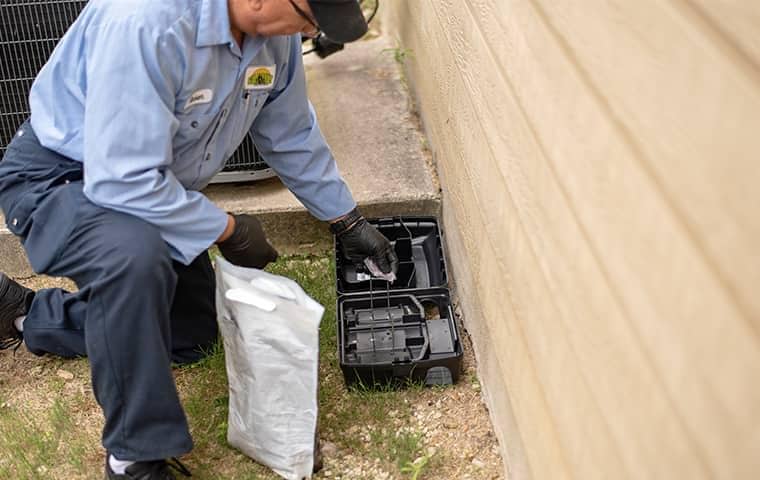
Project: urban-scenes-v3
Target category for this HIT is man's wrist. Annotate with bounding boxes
[217,214,236,243]
[329,208,362,235]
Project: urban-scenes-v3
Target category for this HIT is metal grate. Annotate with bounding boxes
[0,0,88,154]
[0,0,272,181]
[219,133,272,177]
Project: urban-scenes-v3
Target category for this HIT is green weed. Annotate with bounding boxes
[382,39,414,65]
[400,452,433,480]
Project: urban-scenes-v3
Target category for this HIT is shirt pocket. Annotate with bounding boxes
[238,89,272,132]
[244,89,271,109]
[242,75,277,109]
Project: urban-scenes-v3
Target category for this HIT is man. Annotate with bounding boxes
[0,0,398,477]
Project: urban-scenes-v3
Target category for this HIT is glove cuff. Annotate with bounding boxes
[218,213,246,247]
[329,208,363,235]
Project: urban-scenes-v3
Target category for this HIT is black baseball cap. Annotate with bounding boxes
[307,0,368,43]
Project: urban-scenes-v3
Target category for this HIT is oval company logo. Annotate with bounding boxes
[248,68,273,86]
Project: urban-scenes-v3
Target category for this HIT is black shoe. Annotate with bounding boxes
[0,273,34,351]
[105,456,192,479]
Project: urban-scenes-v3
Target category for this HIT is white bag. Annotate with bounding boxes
[215,257,324,480]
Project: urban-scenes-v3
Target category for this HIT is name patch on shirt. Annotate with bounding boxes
[245,65,276,90]
[184,89,213,110]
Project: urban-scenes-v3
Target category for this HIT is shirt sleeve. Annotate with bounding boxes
[250,35,356,221]
[81,17,228,265]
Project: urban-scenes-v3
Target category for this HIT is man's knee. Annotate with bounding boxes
[92,213,174,285]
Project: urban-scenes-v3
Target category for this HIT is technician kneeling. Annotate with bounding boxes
[0,0,397,478]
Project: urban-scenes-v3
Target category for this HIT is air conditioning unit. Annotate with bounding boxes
[0,0,274,183]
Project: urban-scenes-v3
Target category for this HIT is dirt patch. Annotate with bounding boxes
[309,315,504,480]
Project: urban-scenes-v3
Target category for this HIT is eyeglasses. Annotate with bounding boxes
[288,0,321,37]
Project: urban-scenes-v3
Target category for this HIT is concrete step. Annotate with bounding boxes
[0,34,439,277]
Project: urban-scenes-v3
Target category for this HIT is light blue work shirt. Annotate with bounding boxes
[28,0,356,264]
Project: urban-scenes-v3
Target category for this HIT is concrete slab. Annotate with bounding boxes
[0,33,438,276]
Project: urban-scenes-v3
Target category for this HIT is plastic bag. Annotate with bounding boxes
[215,257,324,480]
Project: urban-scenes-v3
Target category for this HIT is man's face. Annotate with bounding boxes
[229,0,320,39]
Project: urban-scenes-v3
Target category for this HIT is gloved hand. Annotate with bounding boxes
[218,214,279,269]
[332,208,399,276]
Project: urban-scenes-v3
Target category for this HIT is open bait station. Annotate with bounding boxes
[335,217,464,387]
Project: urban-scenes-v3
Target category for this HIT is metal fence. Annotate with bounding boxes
[0,0,272,182]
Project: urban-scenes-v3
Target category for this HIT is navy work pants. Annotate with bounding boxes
[0,121,218,460]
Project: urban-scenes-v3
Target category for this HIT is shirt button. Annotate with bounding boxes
[191,120,199,128]
[11,218,18,226]
[205,153,211,162]
[64,179,70,184]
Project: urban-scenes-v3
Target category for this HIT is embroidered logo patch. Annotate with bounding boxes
[184,89,213,110]
[245,65,276,90]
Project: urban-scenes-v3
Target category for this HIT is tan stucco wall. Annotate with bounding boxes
[383,1,760,479]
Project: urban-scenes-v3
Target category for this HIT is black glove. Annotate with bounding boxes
[332,208,399,276]
[218,214,279,269]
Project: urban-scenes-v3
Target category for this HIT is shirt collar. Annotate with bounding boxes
[196,0,237,48]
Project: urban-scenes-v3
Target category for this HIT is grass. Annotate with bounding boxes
[0,390,91,477]
[0,252,436,479]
